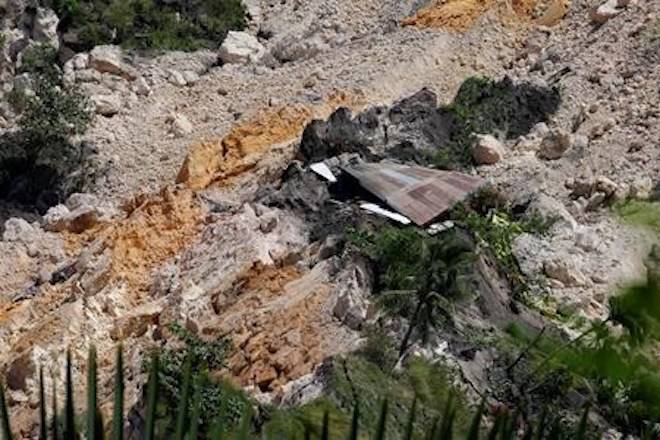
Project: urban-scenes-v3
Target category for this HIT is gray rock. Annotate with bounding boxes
[89,45,138,80]
[219,31,266,64]
[182,70,200,85]
[538,128,571,160]
[168,113,193,137]
[168,69,187,87]
[91,94,122,116]
[32,7,59,48]
[2,218,37,243]
[472,134,506,165]
[332,254,373,330]
[134,76,151,96]
[43,204,71,232]
[544,258,588,287]
[630,176,653,200]
[590,0,624,23]
[595,176,618,196]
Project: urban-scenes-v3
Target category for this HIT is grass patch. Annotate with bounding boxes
[613,200,660,237]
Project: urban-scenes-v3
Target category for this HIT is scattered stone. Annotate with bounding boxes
[70,53,89,70]
[2,218,37,243]
[168,70,187,87]
[168,113,193,137]
[134,77,151,96]
[630,176,653,200]
[590,0,625,24]
[43,204,71,232]
[538,128,571,160]
[544,258,588,287]
[586,192,608,211]
[89,45,138,80]
[182,70,200,85]
[472,134,506,165]
[219,31,266,64]
[595,176,618,196]
[91,94,122,116]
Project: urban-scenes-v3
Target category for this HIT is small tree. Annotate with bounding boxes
[0,44,93,209]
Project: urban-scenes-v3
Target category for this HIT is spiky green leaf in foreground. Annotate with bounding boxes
[348,401,360,440]
[112,345,124,440]
[466,399,484,440]
[576,405,590,440]
[51,381,59,440]
[87,346,99,440]
[188,385,202,440]
[439,394,456,440]
[374,399,388,440]
[174,355,192,440]
[38,369,46,440]
[322,411,330,440]
[143,353,159,440]
[0,381,12,440]
[64,350,76,440]
[403,397,417,440]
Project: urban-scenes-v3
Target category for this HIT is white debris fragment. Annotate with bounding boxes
[427,221,455,235]
[360,203,411,225]
[310,162,337,182]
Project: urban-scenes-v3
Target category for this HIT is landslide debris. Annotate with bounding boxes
[402,0,541,31]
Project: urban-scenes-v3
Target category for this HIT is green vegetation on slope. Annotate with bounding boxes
[42,0,247,51]
[0,43,93,209]
[614,200,660,237]
[429,76,561,169]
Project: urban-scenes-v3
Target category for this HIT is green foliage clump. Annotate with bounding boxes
[429,76,561,169]
[357,326,399,372]
[447,188,555,296]
[504,249,660,435]
[155,322,247,437]
[352,226,477,300]
[43,0,247,52]
[0,346,598,440]
[0,44,93,208]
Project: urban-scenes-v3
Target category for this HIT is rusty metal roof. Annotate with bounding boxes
[342,162,484,226]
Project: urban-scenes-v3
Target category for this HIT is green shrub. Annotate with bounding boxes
[0,44,93,209]
[43,0,247,52]
[0,347,597,440]
[427,77,561,169]
[154,322,247,437]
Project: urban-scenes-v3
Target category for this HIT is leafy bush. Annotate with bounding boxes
[0,346,598,439]
[43,0,247,52]
[0,44,93,210]
[154,322,247,438]
[448,193,555,296]
[504,250,660,436]
[428,77,561,169]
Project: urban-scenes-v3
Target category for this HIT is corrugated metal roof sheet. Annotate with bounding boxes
[342,162,484,226]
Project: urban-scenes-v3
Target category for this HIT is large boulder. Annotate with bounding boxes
[218,31,266,64]
[590,0,626,23]
[89,45,138,80]
[91,94,122,116]
[32,7,59,48]
[472,134,506,165]
[538,128,571,160]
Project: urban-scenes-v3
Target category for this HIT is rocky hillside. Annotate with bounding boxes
[0,0,659,438]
